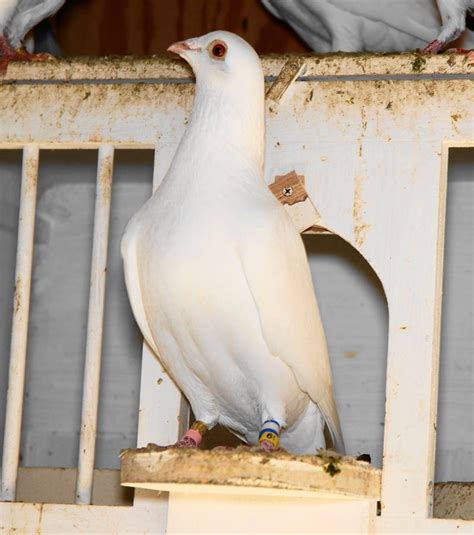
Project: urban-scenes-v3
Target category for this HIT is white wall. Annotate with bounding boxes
[0,148,472,480]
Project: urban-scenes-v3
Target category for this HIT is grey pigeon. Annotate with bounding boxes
[262,0,474,52]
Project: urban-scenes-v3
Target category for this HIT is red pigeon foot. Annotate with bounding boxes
[422,42,474,64]
[173,420,208,448]
[445,48,474,63]
[0,36,55,74]
[259,439,280,452]
[174,435,199,448]
[423,39,445,54]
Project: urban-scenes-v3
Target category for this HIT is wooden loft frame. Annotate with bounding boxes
[0,54,472,533]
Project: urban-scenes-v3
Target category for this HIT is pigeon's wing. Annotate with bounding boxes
[240,201,345,453]
[262,0,440,51]
[121,221,161,358]
[6,0,64,46]
[326,0,440,40]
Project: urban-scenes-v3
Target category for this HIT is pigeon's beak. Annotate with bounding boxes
[167,40,201,57]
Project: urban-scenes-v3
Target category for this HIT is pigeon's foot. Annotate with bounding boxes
[259,439,280,452]
[445,48,474,63]
[174,420,208,449]
[11,48,56,62]
[174,435,200,448]
[0,37,56,75]
[423,40,474,61]
[423,40,445,54]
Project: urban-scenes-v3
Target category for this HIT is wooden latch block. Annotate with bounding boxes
[266,57,306,111]
[269,171,330,234]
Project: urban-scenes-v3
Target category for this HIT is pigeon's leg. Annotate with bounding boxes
[423,1,466,53]
[258,419,282,452]
[174,420,208,448]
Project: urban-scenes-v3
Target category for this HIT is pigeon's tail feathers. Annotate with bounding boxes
[318,388,345,455]
[121,231,160,358]
[261,0,283,21]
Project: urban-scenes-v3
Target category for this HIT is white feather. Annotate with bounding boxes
[1,0,64,48]
[0,0,18,29]
[435,0,474,44]
[122,31,344,454]
[262,0,474,52]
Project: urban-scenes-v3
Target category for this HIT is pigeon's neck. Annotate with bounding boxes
[171,76,265,181]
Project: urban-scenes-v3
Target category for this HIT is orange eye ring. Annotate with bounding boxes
[208,40,227,60]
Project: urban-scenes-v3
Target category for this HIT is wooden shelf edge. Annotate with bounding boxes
[1,53,472,82]
[120,447,381,501]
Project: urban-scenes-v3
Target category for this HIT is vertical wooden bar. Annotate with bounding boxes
[425,143,450,514]
[75,145,114,505]
[380,146,450,519]
[0,145,39,501]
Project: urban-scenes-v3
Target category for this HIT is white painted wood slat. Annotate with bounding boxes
[76,145,114,505]
[0,145,40,501]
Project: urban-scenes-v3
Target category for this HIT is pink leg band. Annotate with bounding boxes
[183,429,202,446]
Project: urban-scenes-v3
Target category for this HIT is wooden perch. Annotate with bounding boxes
[121,446,381,500]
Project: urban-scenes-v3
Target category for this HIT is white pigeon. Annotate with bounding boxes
[121,31,345,455]
[0,0,64,67]
[262,0,474,52]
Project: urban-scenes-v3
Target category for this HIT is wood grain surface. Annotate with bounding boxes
[53,0,310,56]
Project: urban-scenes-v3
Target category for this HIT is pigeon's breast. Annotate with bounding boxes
[133,201,309,435]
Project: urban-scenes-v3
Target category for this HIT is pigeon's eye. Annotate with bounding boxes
[209,40,227,60]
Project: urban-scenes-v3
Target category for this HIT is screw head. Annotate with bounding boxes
[283,186,293,197]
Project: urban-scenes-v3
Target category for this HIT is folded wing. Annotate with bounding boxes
[240,204,345,453]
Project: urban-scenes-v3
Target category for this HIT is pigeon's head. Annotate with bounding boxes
[167,31,265,169]
[167,31,263,86]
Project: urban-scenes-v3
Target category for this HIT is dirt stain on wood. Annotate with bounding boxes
[352,174,370,248]
[344,351,357,358]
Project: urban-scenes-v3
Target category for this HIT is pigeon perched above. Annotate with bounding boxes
[0,0,64,70]
[121,31,345,454]
[424,0,474,52]
[262,0,474,52]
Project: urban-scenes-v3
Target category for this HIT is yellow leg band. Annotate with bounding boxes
[191,420,208,436]
[259,431,280,448]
